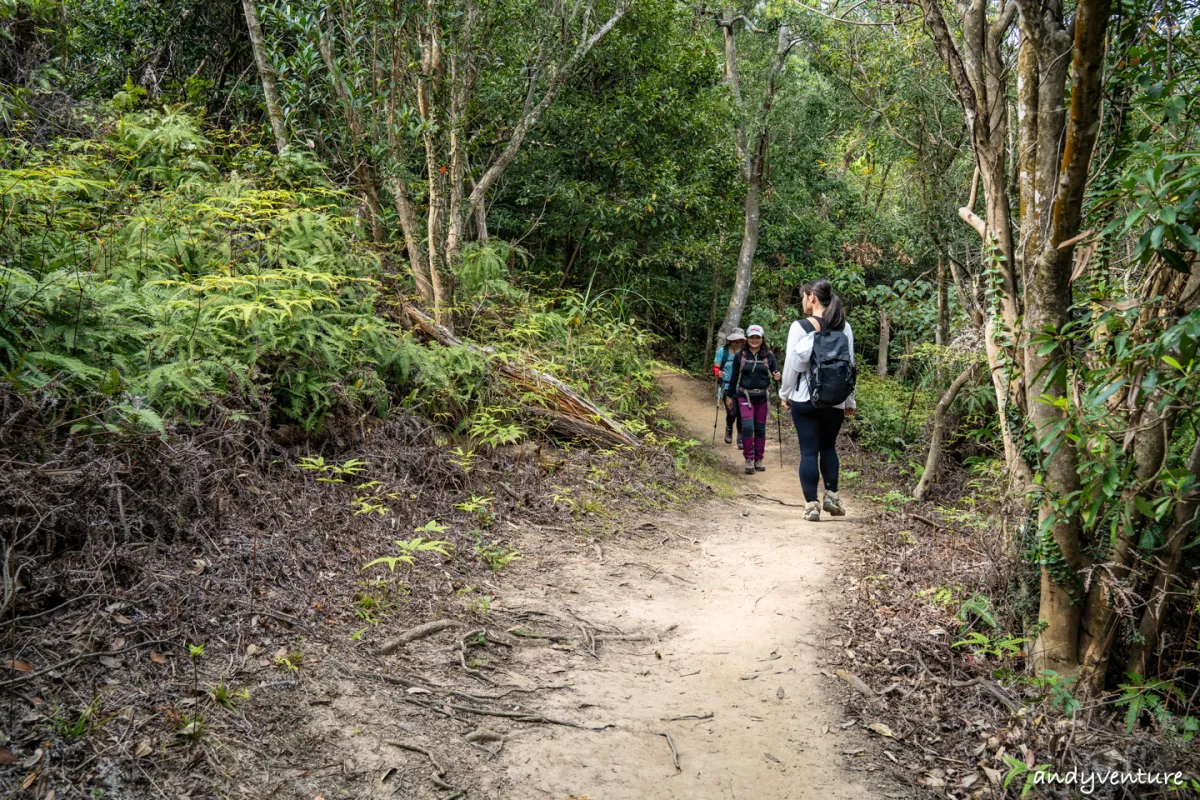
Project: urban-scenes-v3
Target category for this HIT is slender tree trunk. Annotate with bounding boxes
[1127,437,1200,678]
[896,335,910,382]
[387,177,433,302]
[474,198,489,243]
[716,21,796,339]
[876,310,890,378]
[318,28,385,243]
[720,162,763,338]
[936,254,950,347]
[914,363,978,501]
[241,0,288,154]
[1078,402,1175,687]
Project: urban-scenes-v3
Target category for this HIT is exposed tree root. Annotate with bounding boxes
[383,740,455,791]
[659,731,681,772]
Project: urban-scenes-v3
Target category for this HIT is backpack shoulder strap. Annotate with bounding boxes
[798,318,816,334]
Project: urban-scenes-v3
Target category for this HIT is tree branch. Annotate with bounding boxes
[789,0,916,27]
[468,2,627,211]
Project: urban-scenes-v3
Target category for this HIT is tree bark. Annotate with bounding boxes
[721,158,763,339]
[876,310,890,378]
[914,363,978,501]
[387,177,434,303]
[936,254,950,347]
[241,0,289,154]
[1019,0,1111,675]
[1127,437,1200,678]
[1078,401,1175,687]
[716,20,797,339]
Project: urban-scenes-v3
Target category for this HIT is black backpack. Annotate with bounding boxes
[797,318,856,408]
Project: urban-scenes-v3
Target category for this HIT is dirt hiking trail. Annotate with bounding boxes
[493,372,884,799]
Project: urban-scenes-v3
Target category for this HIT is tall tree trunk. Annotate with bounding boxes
[1018,0,1111,674]
[914,363,978,501]
[914,0,1033,499]
[715,20,797,339]
[877,310,890,378]
[241,0,289,154]
[721,157,763,338]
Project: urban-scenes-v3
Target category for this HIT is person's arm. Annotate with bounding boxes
[791,325,815,368]
[779,322,801,404]
[713,346,726,380]
[845,321,857,412]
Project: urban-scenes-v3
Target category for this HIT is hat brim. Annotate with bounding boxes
[727,333,746,340]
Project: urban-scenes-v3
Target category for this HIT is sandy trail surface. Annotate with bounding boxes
[493,372,881,799]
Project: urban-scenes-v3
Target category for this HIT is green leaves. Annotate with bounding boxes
[1,108,407,433]
[362,527,455,573]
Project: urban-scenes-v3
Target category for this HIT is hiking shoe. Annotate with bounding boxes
[823,491,846,517]
[745,460,755,474]
[754,460,765,472]
[804,501,821,522]
[724,428,733,444]
[737,435,744,448]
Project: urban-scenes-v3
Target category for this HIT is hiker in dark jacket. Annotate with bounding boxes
[780,279,856,521]
[713,328,746,446]
[726,324,780,474]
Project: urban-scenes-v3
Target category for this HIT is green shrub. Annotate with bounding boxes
[846,374,935,458]
[0,108,422,432]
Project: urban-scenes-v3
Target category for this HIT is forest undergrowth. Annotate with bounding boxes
[830,384,1200,798]
[0,102,723,797]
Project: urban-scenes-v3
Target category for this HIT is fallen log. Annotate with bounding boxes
[400,303,638,449]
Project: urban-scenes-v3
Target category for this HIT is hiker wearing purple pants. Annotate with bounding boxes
[726,324,780,474]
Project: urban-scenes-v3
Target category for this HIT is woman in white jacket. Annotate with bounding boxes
[779,279,856,522]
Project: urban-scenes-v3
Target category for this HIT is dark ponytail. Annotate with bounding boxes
[803,278,845,331]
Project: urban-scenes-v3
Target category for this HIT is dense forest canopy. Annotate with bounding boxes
[3,0,1200,792]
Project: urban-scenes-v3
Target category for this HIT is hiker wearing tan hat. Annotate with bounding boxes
[713,328,747,446]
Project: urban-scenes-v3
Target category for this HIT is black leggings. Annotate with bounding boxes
[724,394,740,432]
[790,401,845,502]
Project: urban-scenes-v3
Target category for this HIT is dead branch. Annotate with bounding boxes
[593,624,678,642]
[375,619,460,655]
[914,652,1020,714]
[744,493,806,508]
[401,303,637,448]
[836,670,877,700]
[0,638,177,689]
[659,731,681,771]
